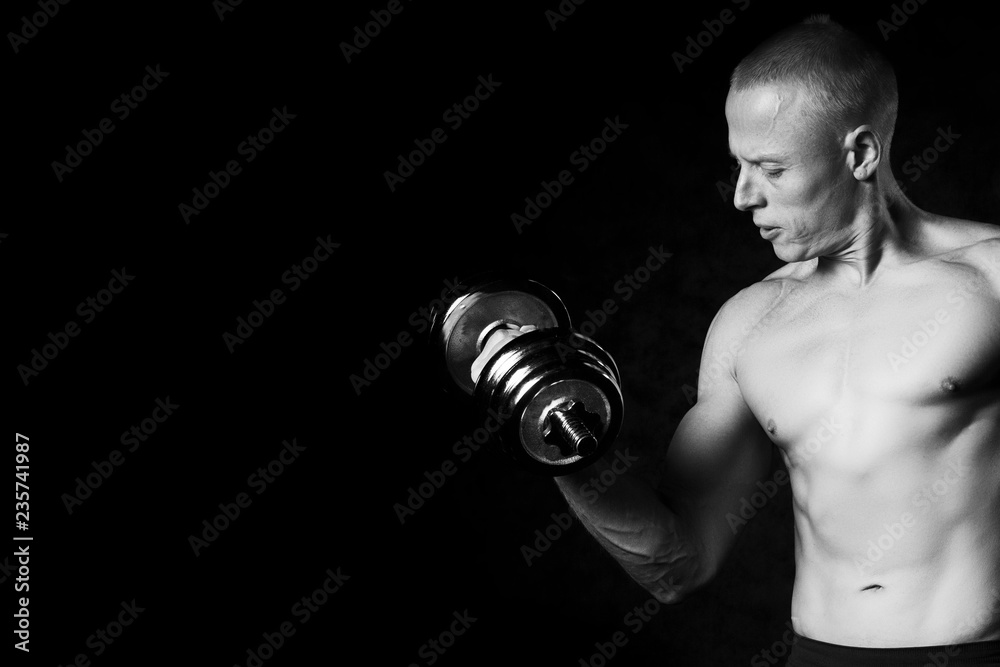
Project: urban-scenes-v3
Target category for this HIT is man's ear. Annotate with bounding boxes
[845,125,882,181]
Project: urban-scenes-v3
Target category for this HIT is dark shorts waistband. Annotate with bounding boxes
[786,632,1000,666]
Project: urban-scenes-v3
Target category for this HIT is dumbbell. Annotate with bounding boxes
[430,277,623,475]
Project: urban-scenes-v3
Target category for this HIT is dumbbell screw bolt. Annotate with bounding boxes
[548,409,599,457]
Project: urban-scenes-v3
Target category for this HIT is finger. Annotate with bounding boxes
[471,332,512,383]
[471,328,529,383]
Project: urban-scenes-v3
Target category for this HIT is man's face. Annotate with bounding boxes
[725,83,859,263]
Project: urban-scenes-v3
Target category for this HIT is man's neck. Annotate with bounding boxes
[815,182,922,289]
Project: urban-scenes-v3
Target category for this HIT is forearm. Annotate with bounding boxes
[554,452,708,603]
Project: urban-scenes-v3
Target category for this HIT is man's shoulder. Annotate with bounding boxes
[729,260,814,310]
[924,215,1000,255]
[709,262,812,338]
[924,216,1000,288]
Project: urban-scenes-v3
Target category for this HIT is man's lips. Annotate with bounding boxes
[756,224,780,239]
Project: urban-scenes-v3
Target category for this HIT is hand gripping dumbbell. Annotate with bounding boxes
[430,277,623,475]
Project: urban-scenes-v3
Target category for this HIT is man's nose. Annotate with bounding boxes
[733,167,764,211]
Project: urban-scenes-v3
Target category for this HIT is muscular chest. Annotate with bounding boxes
[737,277,1000,447]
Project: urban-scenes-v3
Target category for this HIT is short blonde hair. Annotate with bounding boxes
[730,15,898,153]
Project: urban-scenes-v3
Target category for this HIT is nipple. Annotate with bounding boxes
[940,376,962,393]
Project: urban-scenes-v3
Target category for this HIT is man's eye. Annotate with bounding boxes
[764,169,784,179]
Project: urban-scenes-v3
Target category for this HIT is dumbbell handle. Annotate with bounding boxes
[548,408,599,457]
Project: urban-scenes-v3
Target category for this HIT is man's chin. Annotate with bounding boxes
[770,240,810,263]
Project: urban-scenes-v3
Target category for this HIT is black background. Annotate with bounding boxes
[6,0,997,665]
